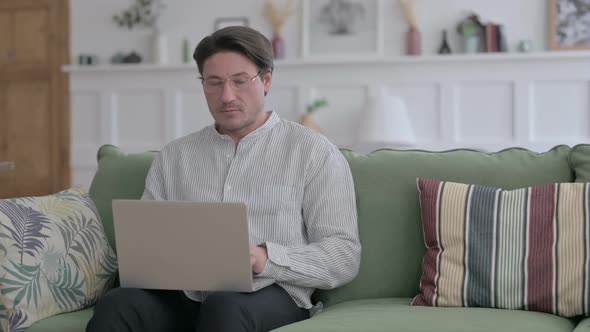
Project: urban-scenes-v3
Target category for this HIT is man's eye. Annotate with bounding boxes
[233,78,249,85]
[207,80,223,86]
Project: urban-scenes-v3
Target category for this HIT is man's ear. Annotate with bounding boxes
[263,69,273,96]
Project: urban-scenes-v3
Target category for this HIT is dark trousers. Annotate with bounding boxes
[86,284,309,332]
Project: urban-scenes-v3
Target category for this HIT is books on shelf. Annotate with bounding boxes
[484,23,508,53]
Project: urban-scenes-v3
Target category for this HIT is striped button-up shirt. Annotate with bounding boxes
[141,111,361,314]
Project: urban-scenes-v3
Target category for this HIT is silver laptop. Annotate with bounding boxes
[112,199,274,292]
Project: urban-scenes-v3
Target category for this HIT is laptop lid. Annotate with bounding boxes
[112,200,255,292]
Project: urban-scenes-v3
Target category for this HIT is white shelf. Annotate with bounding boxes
[276,50,590,66]
[63,51,590,73]
[63,63,195,73]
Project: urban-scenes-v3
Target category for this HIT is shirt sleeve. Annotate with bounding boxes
[257,145,361,290]
[141,152,166,200]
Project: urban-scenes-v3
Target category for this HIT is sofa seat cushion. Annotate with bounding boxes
[574,317,590,331]
[25,299,580,332]
[275,298,577,332]
[25,307,92,332]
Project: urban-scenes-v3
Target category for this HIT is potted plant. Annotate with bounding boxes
[113,0,168,64]
[264,0,296,59]
[301,98,328,132]
[113,0,165,29]
[399,0,421,55]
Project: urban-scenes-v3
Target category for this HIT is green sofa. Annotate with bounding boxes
[26,143,590,332]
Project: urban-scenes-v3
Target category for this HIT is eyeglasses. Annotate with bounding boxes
[199,70,265,93]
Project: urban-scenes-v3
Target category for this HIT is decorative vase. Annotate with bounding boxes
[518,40,533,53]
[300,113,321,132]
[272,34,285,59]
[152,30,168,64]
[463,35,480,54]
[406,27,421,56]
[182,38,190,63]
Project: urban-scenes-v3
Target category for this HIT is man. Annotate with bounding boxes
[87,26,361,332]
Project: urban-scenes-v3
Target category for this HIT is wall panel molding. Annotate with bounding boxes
[66,53,590,186]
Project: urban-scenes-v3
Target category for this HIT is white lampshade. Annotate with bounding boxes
[356,93,416,150]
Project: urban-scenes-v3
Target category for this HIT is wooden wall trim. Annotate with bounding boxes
[56,0,71,190]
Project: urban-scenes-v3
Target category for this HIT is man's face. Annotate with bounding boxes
[201,51,272,137]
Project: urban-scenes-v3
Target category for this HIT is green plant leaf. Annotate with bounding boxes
[97,250,118,292]
[0,278,26,286]
[47,263,85,310]
[58,213,101,265]
[306,98,329,113]
[0,260,42,307]
[0,303,7,332]
[0,287,22,294]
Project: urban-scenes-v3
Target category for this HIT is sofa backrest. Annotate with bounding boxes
[313,145,573,307]
[89,145,157,251]
[88,144,574,307]
[570,144,590,182]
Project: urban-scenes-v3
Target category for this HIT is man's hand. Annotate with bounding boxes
[250,245,268,274]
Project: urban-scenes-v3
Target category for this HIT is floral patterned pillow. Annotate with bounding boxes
[0,187,117,331]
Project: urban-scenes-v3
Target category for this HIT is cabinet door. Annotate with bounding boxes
[0,80,53,198]
[0,10,13,65]
[13,8,49,66]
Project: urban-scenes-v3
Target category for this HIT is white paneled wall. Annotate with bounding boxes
[66,52,590,187]
[455,82,514,144]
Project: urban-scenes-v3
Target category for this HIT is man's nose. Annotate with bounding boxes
[220,81,236,103]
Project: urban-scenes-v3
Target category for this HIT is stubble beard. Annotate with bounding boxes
[216,108,259,134]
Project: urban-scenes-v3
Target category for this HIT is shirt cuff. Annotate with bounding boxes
[257,242,290,279]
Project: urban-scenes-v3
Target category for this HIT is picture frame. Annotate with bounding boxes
[213,17,249,31]
[301,0,384,59]
[548,0,590,50]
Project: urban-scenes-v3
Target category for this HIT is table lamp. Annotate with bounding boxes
[356,92,416,152]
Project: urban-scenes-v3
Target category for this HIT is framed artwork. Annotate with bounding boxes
[213,17,249,31]
[548,0,590,50]
[301,0,384,59]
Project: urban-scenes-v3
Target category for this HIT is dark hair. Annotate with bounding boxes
[193,26,274,75]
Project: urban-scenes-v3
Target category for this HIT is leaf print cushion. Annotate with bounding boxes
[0,187,117,332]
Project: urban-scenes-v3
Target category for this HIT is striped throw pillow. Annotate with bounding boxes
[411,178,590,317]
